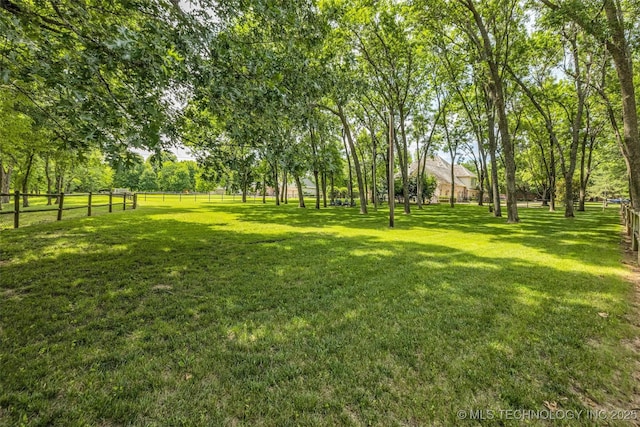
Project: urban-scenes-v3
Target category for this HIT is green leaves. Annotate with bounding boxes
[0,0,190,154]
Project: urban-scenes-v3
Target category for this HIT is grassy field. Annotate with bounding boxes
[1,198,638,426]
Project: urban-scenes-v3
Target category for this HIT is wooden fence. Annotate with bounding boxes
[622,203,640,263]
[0,191,137,229]
[136,192,271,202]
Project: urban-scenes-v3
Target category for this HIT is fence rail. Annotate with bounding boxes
[136,191,261,202]
[0,191,137,229]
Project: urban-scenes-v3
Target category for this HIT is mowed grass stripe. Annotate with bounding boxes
[0,201,636,426]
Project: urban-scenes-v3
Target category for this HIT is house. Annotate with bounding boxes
[283,177,317,199]
[408,156,478,203]
[265,177,317,199]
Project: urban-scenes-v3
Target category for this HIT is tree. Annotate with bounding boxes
[0,91,32,205]
[1,1,191,156]
[452,0,523,222]
[348,0,423,215]
[70,151,114,192]
[157,161,197,192]
[539,0,640,209]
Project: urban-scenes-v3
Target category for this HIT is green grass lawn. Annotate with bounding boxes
[1,198,638,426]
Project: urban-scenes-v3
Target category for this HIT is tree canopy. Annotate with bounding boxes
[1,0,636,221]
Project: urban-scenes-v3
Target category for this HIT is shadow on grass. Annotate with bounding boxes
[0,206,634,426]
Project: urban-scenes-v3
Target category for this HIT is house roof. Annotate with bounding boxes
[453,164,475,177]
[408,156,475,188]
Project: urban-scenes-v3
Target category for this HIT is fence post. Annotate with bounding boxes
[13,190,19,228]
[109,192,113,213]
[88,192,92,217]
[123,193,127,211]
[57,193,64,221]
[631,211,640,251]
[626,206,631,235]
[133,193,137,209]
[624,206,629,234]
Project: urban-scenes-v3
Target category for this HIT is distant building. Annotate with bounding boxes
[283,177,317,199]
[266,178,317,198]
[409,156,478,202]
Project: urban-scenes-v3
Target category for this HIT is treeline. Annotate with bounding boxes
[1,0,635,223]
[0,149,218,206]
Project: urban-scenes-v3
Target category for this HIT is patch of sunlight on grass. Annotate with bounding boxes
[448,259,502,270]
[272,317,311,341]
[226,323,268,344]
[166,267,186,277]
[106,287,134,299]
[349,248,394,257]
[415,259,447,269]
[514,286,547,307]
[488,341,515,358]
[343,309,360,320]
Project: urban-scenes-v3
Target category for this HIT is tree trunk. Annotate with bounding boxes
[372,135,378,210]
[549,140,556,211]
[450,160,456,208]
[262,174,266,204]
[242,182,247,203]
[0,161,12,206]
[561,31,586,218]
[241,168,248,203]
[478,145,488,206]
[467,2,517,222]
[363,162,368,206]
[282,170,289,205]
[295,175,305,208]
[273,163,280,206]
[330,173,335,205]
[21,152,35,208]
[357,143,369,206]
[442,106,457,208]
[388,111,395,227]
[338,105,368,213]
[313,169,320,210]
[578,125,596,212]
[310,127,321,210]
[45,156,53,205]
[602,0,640,209]
[564,176,575,218]
[398,107,411,214]
[578,130,588,212]
[343,130,354,206]
[493,91,518,222]
[416,134,423,209]
[486,96,502,217]
[321,171,327,208]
